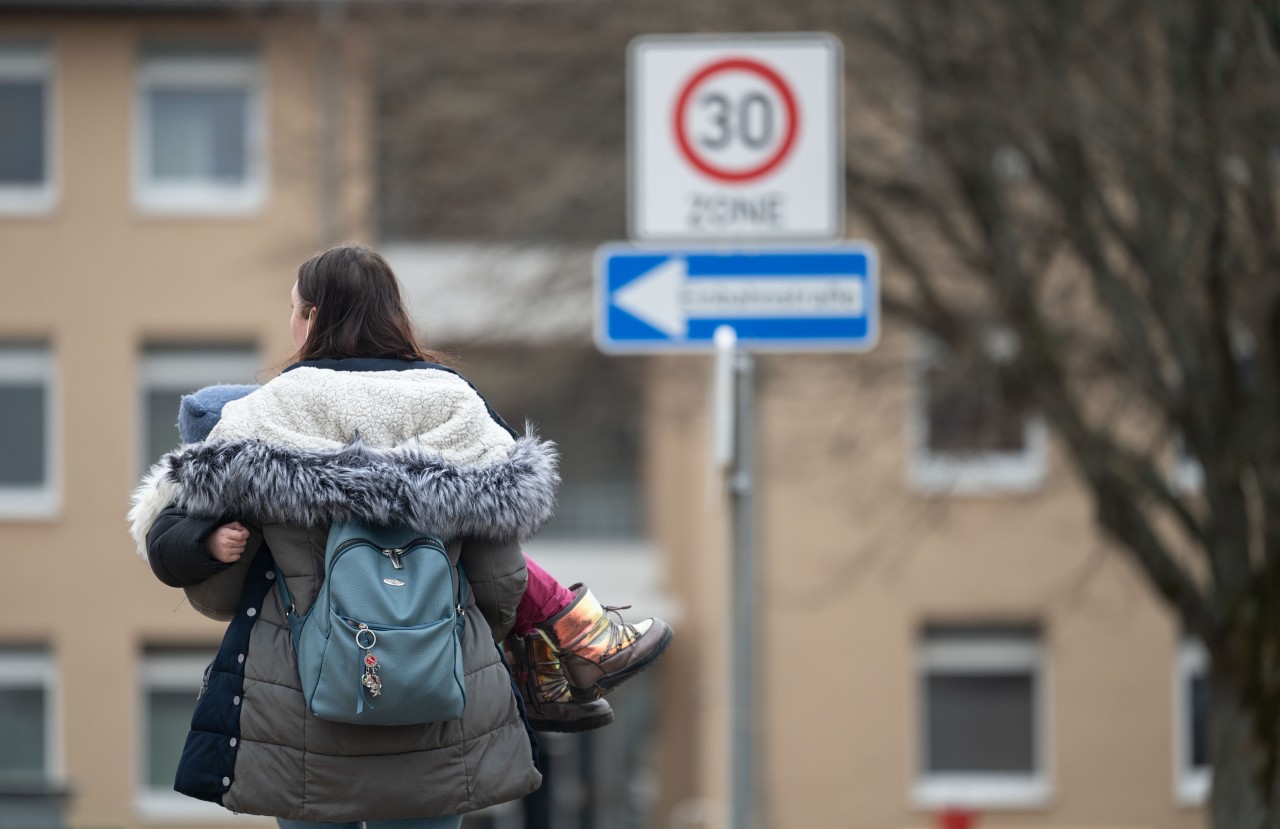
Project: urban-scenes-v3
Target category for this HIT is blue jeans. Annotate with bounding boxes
[276,818,462,829]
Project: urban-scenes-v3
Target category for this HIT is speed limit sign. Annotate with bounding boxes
[629,34,843,242]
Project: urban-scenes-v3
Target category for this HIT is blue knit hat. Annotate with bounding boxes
[178,384,259,443]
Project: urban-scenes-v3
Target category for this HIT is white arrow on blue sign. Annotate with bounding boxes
[595,244,879,352]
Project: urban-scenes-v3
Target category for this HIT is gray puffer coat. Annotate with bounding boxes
[129,359,553,821]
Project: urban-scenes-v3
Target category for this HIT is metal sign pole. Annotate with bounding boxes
[716,326,757,829]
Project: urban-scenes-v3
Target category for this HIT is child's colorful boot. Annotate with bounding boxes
[503,631,615,733]
[534,584,673,701]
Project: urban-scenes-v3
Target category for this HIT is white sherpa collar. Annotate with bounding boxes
[212,366,517,463]
[128,366,558,558]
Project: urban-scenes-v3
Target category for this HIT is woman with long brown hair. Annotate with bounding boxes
[130,243,669,827]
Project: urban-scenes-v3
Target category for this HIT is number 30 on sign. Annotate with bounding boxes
[629,35,844,242]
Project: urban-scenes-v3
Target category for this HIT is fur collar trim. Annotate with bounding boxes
[129,434,558,559]
[128,364,558,559]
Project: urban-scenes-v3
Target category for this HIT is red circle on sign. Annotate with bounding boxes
[673,57,800,183]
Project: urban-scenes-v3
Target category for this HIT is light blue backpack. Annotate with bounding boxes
[275,519,468,726]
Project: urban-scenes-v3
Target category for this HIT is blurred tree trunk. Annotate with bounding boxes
[841,1,1280,825]
[1213,672,1278,828]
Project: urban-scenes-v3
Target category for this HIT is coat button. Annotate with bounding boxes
[237,654,245,664]
[222,777,231,787]
[247,608,257,617]
[230,738,237,747]
[233,696,241,706]
[266,571,276,580]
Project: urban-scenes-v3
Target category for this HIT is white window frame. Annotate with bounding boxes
[0,41,57,215]
[136,346,260,474]
[133,48,266,216]
[913,631,1052,810]
[0,345,60,520]
[0,649,62,786]
[907,331,1048,495]
[1170,434,1204,495]
[136,651,263,823]
[1174,639,1211,806]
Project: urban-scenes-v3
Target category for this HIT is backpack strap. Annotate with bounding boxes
[454,562,470,618]
[273,564,295,617]
[273,566,306,655]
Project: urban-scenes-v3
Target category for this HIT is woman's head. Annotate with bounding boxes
[290,243,435,363]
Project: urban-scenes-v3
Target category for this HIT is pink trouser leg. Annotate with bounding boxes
[512,553,577,635]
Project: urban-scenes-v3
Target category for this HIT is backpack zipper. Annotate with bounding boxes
[327,535,462,626]
[332,536,442,571]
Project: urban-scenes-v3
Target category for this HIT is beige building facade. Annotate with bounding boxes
[0,5,1212,829]
[645,342,1210,828]
[0,5,369,827]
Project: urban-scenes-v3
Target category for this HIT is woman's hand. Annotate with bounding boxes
[206,521,250,564]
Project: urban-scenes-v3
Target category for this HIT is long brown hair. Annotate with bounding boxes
[293,243,440,364]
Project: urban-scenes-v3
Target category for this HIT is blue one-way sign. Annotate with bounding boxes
[595,244,879,352]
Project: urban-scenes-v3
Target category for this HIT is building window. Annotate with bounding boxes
[1175,640,1210,805]
[0,648,57,785]
[137,648,222,820]
[914,625,1050,809]
[908,332,1047,494]
[139,345,259,470]
[0,40,55,214]
[0,344,58,519]
[134,43,265,214]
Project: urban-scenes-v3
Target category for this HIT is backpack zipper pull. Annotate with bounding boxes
[381,547,405,570]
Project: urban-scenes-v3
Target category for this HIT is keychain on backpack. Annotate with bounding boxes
[356,625,382,698]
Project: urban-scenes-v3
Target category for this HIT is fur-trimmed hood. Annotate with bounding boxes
[129,363,558,556]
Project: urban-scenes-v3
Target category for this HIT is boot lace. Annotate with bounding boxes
[601,604,641,656]
[534,656,570,698]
